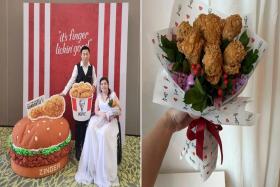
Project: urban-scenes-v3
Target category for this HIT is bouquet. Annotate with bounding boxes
[151,0,267,181]
[107,98,121,121]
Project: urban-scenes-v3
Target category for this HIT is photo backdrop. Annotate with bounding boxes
[23,2,128,142]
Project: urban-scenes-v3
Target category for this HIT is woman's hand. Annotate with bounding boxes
[142,109,193,187]
[98,112,106,118]
[164,108,194,134]
[105,112,116,122]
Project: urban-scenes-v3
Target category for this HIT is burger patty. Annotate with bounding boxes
[8,143,72,168]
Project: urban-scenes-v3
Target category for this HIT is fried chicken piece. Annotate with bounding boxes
[72,83,79,89]
[43,95,65,117]
[203,45,223,75]
[193,13,224,46]
[223,40,246,75]
[69,82,94,98]
[203,45,223,85]
[223,64,241,75]
[28,95,65,119]
[176,21,192,41]
[222,14,242,41]
[205,71,222,85]
[176,21,204,64]
[70,88,79,98]
[28,106,44,119]
[80,92,92,98]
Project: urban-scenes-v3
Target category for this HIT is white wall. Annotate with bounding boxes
[142,0,172,133]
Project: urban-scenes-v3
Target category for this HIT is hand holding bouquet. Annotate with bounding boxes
[152,0,267,181]
[107,99,121,122]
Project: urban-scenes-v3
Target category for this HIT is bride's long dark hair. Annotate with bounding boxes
[99,77,111,100]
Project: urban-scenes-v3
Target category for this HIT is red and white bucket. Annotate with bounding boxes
[70,96,93,121]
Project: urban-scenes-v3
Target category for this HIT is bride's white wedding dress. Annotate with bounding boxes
[75,92,120,187]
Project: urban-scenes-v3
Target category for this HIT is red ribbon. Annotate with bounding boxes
[186,118,223,164]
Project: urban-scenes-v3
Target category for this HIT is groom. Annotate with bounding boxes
[61,46,97,160]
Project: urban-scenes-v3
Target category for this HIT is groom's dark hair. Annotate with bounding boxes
[80,46,90,53]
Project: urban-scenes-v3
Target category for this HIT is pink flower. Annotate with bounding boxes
[172,72,194,91]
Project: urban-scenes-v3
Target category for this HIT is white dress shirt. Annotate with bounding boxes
[62,61,97,95]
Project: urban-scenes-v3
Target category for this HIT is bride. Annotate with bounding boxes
[75,77,121,187]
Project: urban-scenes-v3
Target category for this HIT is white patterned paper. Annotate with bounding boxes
[180,125,218,181]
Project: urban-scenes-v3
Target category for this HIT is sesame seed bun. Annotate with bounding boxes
[12,117,70,149]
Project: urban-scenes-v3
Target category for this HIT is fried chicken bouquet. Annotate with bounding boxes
[152,0,267,181]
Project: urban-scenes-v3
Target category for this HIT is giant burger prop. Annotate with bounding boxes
[8,95,72,178]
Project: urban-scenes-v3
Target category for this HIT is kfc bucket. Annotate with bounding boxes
[69,82,94,121]
[70,96,93,121]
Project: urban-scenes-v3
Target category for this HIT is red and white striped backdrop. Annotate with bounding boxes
[23,3,128,141]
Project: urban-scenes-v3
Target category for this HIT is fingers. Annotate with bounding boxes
[167,108,194,132]
[167,108,187,124]
[188,113,200,119]
[59,92,66,97]
[176,113,193,131]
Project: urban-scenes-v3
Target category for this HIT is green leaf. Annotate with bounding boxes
[160,46,175,62]
[160,35,192,74]
[195,78,205,95]
[176,50,185,63]
[182,59,190,74]
[161,35,177,49]
[108,99,113,107]
[207,94,213,105]
[227,78,233,90]
[160,35,177,62]
[172,61,181,72]
[240,49,259,74]
[184,78,208,112]
[239,30,250,48]
[185,88,202,103]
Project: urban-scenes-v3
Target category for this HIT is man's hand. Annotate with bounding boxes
[59,92,66,97]
[92,86,96,94]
